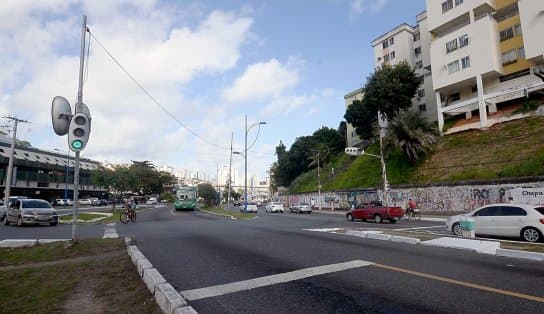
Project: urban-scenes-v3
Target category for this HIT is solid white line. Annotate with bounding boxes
[395,225,445,231]
[180,260,373,301]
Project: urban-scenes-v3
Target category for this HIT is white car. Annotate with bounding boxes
[146,197,158,205]
[4,199,59,226]
[446,203,544,242]
[0,203,6,223]
[290,203,312,214]
[78,199,92,205]
[241,203,258,213]
[266,202,284,213]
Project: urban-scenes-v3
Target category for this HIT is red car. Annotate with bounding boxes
[346,202,404,223]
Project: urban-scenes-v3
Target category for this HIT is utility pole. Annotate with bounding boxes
[317,153,321,211]
[2,116,29,206]
[244,115,248,213]
[227,131,233,210]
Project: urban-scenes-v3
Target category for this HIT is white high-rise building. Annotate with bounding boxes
[427,0,544,133]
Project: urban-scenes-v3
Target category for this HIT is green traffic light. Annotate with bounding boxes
[71,140,83,149]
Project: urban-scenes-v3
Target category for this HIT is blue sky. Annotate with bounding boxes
[0,0,425,182]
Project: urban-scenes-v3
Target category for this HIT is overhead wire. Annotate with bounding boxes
[87,30,230,151]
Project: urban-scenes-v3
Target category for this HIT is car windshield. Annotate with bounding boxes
[22,200,51,209]
[300,203,309,205]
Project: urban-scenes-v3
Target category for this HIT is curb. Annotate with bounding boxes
[198,209,237,220]
[496,248,544,261]
[0,238,70,248]
[125,238,197,314]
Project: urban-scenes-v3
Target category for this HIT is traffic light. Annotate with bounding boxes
[68,112,91,152]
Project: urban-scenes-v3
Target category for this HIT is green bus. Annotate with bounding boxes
[174,185,198,211]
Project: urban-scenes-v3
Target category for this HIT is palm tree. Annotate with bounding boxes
[384,111,438,163]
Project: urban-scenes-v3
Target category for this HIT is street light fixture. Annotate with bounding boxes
[234,116,266,213]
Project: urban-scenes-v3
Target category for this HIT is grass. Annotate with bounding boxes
[0,239,160,313]
[60,212,110,222]
[289,116,544,191]
[0,238,124,267]
[203,206,257,219]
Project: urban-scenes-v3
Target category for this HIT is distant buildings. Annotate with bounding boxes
[344,0,544,144]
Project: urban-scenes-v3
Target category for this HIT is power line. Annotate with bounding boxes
[87,30,229,151]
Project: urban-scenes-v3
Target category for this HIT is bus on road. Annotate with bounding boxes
[174,185,198,211]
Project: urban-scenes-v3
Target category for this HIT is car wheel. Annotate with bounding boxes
[16,216,23,227]
[3,214,9,226]
[521,227,542,243]
[346,213,353,221]
[389,218,397,224]
[50,221,58,226]
[452,222,462,236]
[374,215,383,224]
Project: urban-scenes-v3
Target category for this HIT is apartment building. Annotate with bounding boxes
[371,11,438,122]
[344,87,364,147]
[427,0,544,133]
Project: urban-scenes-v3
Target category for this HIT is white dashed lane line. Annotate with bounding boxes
[103,223,118,239]
[180,260,374,301]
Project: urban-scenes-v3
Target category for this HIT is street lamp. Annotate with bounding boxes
[234,115,266,213]
[345,144,389,208]
[54,149,70,200]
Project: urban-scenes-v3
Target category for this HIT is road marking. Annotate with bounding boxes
[372,263,544,303]
[103,223,118,239]
[180,260,374,301]
[303,228,344,232]
[395,225,445,231]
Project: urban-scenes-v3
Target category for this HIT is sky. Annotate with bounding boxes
[0,0,425,183]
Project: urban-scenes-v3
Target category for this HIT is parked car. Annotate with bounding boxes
[346,202,404,223]
[241,203,258,213]
[290,203,312,214]
[78,199,92,205]
[146,197,158,205]
[98,199,108,206]
[266,202,284,213]
[55,199,67,206]
[446,203,544,242]
[4,199,58,226]
[89,198,101,206]
[0,203,6,224]
[233,200,241,206]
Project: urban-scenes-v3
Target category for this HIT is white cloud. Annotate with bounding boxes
[221,58,299,104]
[349,0,389,16]
[0,1,254,174]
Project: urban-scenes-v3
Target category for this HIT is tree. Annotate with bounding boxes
[198,183,217,207]
[384,110,438,163]
[345,61,419,140]
[337,121,347,147]
[312,126,344,154]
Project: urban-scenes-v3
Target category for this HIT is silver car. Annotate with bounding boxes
[4,199,59,226]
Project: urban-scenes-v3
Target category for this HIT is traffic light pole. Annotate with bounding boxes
[72,15,87,242]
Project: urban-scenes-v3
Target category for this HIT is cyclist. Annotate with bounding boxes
[407,198,417,216]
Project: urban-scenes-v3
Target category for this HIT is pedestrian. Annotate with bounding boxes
[407,198,417,214]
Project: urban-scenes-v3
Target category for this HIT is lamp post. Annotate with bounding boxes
[234,115,266,213]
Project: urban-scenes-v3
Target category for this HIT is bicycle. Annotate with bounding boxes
[120,206,137,224]
[403,208,421,221]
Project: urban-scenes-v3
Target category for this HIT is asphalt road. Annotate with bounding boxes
[2,206,543,313]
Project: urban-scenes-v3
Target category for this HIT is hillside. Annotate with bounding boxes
[290,116,544,192]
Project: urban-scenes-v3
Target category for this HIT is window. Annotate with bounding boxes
[474,206,499,216]
[449,92,461,102]
[502,49,518,65]
[414,32,420,41]
[442,0,453,13]
[498,206,527,216]
[471,85,478,93]
[500,28,514,41]
[417,89,425,98]
[446,38,458,53]
[448,60,460,74]
[389,37,394,45]
[535,207,544,215]
[414,47,421,56]
[383,40,389,49]
[514,24,522,36]
[455,0,463,5]
[377,57,382,62]
[518,46,525,59]
[390,51,395,60]
[495,3,519,23]
[419,104,427,112]
[461,56,470,69]
[415,61,423,69]
[24,153,29,157]
[459,34,469,48]
[384,54,390,62]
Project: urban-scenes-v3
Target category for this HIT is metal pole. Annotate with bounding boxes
[72,15,87,242]
[227,131,233,211]
[244,115,248,213]
[64,152,68,200]
[379,127,388,209]
[3,119,18,206]
[318,153,321,211]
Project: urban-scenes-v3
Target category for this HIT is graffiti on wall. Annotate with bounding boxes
[285,182,543,213]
